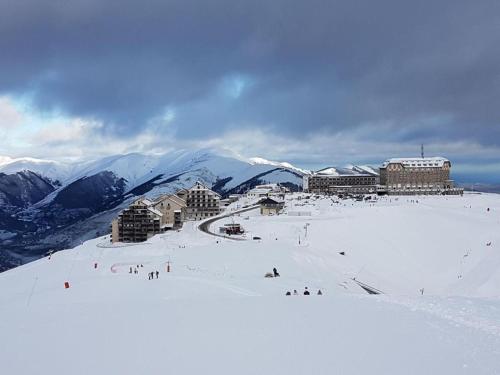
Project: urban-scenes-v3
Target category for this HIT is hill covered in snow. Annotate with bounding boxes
[0,149,305,271]
[1,192,499,374]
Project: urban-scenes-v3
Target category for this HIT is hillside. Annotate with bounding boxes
[0,149,305,271]
[1,192,499,374]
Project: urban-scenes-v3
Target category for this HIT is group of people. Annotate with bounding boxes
[127,265,160,280]
[148,271,160,280]
[285,287,322,296]
[129,264,143,274]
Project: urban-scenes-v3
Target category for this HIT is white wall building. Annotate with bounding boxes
[184,181,221,220]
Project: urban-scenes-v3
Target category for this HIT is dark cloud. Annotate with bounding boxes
[1,0,500,144]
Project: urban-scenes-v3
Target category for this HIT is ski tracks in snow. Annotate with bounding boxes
[385,295,500,338]
[165,275,261,297]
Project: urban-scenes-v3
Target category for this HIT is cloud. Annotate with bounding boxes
[0,96,24,129]
[0,0,499,182]
[32,118,100,145]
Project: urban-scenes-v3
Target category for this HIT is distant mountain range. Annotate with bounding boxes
[2,149,496,272]
[458,183,500,194]
[0,149,305,271]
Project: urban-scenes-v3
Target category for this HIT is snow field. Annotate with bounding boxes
[1,192,500,374]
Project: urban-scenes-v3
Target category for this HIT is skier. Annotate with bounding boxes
[129,267,133,274]
[293,290,298,295]
[273,267,280,277]
[156,270,159,279]
[317,289,323,295]
[303,287,310,295]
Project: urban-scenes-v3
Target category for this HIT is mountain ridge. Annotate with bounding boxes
[0,149,305,272]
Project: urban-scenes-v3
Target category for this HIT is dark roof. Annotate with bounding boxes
[259,197,283,205]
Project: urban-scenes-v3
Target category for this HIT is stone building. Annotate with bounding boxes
[379,157,463,195]
[304,166,379,195]
[184,181,221,220]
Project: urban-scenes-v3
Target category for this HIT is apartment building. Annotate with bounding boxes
[111,194,187,243]
[152,194,187,227]
[111,198,165,243]
[184,181,221,220]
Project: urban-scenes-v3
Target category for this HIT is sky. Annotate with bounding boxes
[0,0,500,182]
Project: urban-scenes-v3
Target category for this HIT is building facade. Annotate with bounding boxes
[111,198,166,243]
[304,166,379,195]
[259,197,285,215]
[152,194,187,227]
[185,181,221,220]
[379,157,463,195]
[111,194,187,243]
[247,184,288,199]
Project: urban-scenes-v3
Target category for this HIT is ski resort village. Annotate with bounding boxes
[1,150,500,375]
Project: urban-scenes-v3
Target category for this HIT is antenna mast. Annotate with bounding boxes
[421,144,424,159]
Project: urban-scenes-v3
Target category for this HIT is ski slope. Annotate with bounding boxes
[1,192,500,374]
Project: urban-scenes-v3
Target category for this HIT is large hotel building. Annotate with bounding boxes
[379,157,462,195]
[304,157,463,196]
[304,166,379,195]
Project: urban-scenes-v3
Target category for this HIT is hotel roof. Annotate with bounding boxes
[382,157,449,168]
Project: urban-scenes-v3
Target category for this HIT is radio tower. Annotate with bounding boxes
[421,144,424,159]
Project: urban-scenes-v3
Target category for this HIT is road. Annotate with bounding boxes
[198,205,259,240]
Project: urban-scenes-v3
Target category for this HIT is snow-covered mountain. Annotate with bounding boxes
[0,156,74,183]
[248,157,311,175]
[0,149,306,271]
[314,164,379,176]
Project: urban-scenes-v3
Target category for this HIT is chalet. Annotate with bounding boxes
[259,197,285,215]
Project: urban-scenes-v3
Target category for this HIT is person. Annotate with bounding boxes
[273,267,280,277]
[304,287,310,295]
[285,291,291,296]
[129,267,132,274]
[317,289,323,295]
[156,270,159,279]
[293,289,298,295]
[134,268,138,274]
[148,272,152,280]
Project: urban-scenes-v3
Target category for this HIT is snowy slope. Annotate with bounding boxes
[0,149,306,271]
[248,156,311,175]
[1,192,499,374]
[1,149,306,196]
[0,157,74,183]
